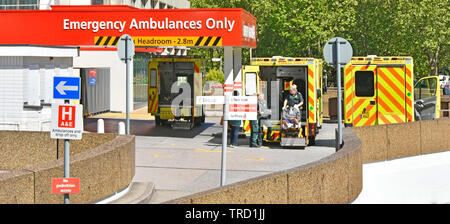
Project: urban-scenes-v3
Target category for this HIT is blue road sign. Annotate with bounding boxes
[53,76,81,100]
[89,77,96,86]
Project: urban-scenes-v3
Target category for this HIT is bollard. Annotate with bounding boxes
[97,119,104,133]
[118,122,125,135]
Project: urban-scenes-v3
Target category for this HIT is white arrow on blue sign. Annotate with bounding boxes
[53,76,81,100]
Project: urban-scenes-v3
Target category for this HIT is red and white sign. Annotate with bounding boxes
[88,69,97,78]
[0,5,257,48]
[51,103,83,140]
[58,105,76,128]
[226,96,257,120]
[52,178,80,194]
[223,84,234,93]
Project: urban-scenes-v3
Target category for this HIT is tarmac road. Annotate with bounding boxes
[84,116,337,203]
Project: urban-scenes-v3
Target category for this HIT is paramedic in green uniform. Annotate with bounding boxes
[249,94,260,148]
[283,84,304,113]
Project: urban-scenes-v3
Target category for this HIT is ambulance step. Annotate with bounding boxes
[280,137,306,147]
[171,121,194,130]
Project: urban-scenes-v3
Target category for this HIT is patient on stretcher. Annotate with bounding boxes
[282,100,301,129]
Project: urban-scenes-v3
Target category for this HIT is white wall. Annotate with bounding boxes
[352,150,450,204]
[73,50,132,113]
[0,48,76,131]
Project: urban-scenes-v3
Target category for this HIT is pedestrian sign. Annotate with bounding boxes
[53,76,81,100]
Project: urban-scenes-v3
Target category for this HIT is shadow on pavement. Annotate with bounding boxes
[84,118,214,138]
[314,139,336,148]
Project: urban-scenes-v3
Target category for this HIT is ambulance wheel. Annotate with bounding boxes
[201,114,206,123]
[155,115,162,126]
[194,117,201,126]
[308,136,316,146]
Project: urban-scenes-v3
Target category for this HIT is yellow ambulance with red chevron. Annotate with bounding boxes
[242,56,324,146]
[148,56,205,129]
[344,56,440,127]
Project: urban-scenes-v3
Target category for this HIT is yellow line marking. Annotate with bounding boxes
[194,149,234,153]
[153,154,172,158]
[245,158,264,161]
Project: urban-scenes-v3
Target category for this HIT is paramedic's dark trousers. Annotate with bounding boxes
[250,120,260,147]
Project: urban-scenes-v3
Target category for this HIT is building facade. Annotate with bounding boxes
[0,0,191,131]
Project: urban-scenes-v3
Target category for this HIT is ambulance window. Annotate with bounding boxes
[245,72,257,96]
[150,69,157,87]
[355,71,374,97]
[415,78,437,99]
[177,76,188,86]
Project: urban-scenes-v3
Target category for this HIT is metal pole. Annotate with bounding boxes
[64,99,70,204]
[336,40,343,149]
[221,47,233,186]
[125,36,130,135]
[221,95,228,186]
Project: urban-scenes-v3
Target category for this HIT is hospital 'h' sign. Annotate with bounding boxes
[50,103,83,140]
[53,76,81,100]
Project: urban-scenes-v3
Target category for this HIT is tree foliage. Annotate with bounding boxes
[205,68,224,84]
[191,0,449,84]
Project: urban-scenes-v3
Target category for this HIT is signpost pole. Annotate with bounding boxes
[118,34,134,135]
[63,99,70,204]
[221,46,234,186]
[323,37,352,151]
[125,36,130,135]
[335,40,343,149]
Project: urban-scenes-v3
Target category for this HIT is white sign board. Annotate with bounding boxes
[226,96,257,120]
[196,96,225,105]
[117,34,135,61]
[323,37,353,67]
[51,104,83,140]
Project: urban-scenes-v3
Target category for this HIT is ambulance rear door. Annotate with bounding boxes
[376,66,410,124]
[349,65,378,127]
[242,65,259,96]
[148,61,159,114]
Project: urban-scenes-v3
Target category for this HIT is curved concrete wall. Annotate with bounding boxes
[353,119,450,163]
[0,132,135,204]
[167,118,449,204]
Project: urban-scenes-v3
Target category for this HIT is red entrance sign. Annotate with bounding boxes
[58,105,76,128]
[0,5,257,48]
[229,104,257,112]
[88,69,97,78]
[52,178,80,194]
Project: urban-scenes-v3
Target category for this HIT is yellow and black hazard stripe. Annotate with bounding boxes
[94,36,222,47]
[94,36,120,46]
[193,36,222,47]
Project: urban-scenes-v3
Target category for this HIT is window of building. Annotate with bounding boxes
[151,0,157,9]
[159,2,165,9]
[355,71,374,97]
[1,0,39,9]
[91,0,104,5]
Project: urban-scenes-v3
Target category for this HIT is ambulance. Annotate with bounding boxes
[148,56,205,129]
[242,56,324,146]
[344,56,440,127]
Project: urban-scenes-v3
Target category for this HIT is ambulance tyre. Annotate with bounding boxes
[308,135,316,146]
[155,115,162,126]
[201,114,205,123]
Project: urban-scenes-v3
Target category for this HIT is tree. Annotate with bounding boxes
[190,0,449,82]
